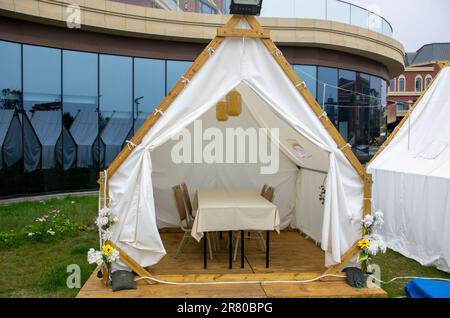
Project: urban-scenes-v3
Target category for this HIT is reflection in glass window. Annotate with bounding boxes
[23,45,61,114]
[134,58,165,131]
[337,70,356,142]
[63,51,98,170]
[0,41,22,111]
[98,55,133,169]
[293,65,317,99]
[317,67,338,124]
[0,41,23,178]
[23,45,62,172]
[167,60,192,93]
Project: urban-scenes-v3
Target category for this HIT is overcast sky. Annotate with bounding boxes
[261,0,450,52]
[348,0,450,51]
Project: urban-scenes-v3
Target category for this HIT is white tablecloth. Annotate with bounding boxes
[191,189,280,241]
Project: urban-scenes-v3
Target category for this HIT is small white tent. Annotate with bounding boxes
[0,109,22,169]
[23,111,77,171]
[95,113,133,168]
[368,65,450,272]
[101,16,371,274]
[70,111,98,168]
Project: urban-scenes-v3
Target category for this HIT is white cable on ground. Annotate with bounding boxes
[368,275,450,285]
[135,274,450,287]
[135,274,346,286]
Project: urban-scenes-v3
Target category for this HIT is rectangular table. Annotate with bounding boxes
[191,189,280,269]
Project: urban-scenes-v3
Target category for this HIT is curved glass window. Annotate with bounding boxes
[62,50,99,189]
[134,58,166,131]
[0,40,389,196]
[23,45,62,184]
[318,67,338,124]
[98,55,133,169]
[293,65,317,99]
[167,60,192,93]
[0,41,23,196]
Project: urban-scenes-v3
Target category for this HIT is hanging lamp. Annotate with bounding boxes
[216,101,228,122]
[226,91,242,117]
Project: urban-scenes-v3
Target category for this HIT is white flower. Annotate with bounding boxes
[362,214,374,228]
[87,248,104,266]
[96,216,109,228]
[101,229,113,241]
[98,208,111,217]
[107,249,120,263]
[365,234,387,256]
[373,210,384,227]
[47,229,55,236]
[112,216,119,224]
[71,201,76,204]
[28,232,34,237]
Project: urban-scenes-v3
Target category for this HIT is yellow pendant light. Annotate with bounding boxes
[226,91,242,117]
[216,101,228,122]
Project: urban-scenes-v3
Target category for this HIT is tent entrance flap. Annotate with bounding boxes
[103,15,367,276]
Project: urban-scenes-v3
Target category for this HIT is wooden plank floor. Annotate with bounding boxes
[77,231,387,298]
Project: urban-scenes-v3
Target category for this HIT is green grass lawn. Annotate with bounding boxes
[0,196,98,297]
[0,196,449,298]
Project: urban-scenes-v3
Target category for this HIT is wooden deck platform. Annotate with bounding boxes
[77,231,387,298]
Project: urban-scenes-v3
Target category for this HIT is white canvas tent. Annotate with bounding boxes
[0,109,22,169]
[101,16,371,275]
[368,65,450,272]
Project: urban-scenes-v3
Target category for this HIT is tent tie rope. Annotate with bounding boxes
[295,81,306,89]
[207,47,215,56]
[181,77,190,86]
[153,108,165,118]
[272,48,283,56]
[339,143,352,150]
[126,140,142,151]
[319,112,327,119]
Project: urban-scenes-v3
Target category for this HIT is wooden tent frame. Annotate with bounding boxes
[369,61,450,165]
[100,15,374,278]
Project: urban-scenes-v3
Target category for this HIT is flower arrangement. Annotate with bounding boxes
[87,244,120,286]
[357,210,387,273]
[87,206,120,285]
[87,244,120,267]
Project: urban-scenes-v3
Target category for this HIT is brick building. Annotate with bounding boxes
[387,43,450,126]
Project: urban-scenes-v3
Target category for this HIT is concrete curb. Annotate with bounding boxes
[0,191,98,206]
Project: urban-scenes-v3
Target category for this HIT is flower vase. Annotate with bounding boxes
[101,264,112,287]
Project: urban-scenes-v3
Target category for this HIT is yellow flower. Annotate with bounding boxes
[357,239,370,250]
[102,244,114,256]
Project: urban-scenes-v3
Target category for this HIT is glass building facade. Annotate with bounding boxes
[0,40,386,197]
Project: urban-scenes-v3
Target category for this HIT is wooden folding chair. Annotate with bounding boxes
[173,185,213,259]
